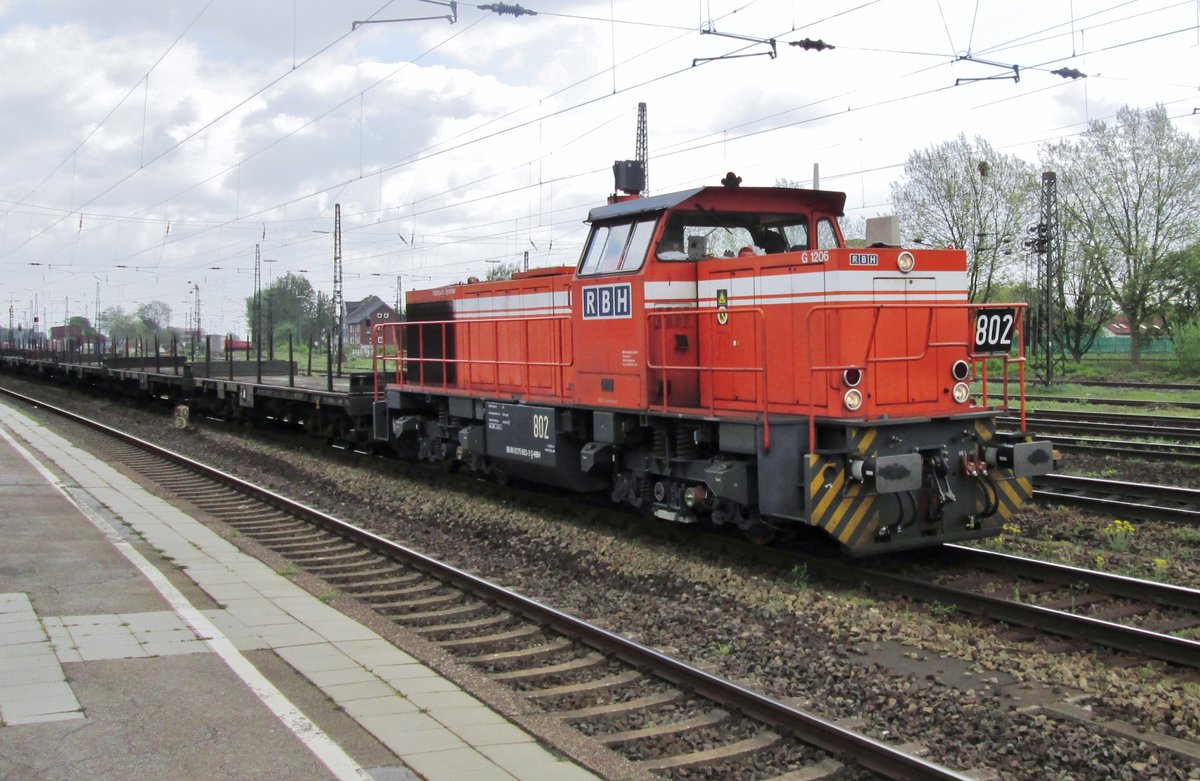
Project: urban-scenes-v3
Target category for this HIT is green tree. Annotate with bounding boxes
[67,315,94,336]
[135,301,171,335]
[244,272,319,346]
[1056,242,1113,361]
[891,134,1038,301]
[486,261,521,281]
[1159,243,1200,330]
[101,306,138,344]
[1041,105,1200,362]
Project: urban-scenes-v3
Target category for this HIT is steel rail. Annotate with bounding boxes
[1019,394,1200,412]
[942,545,1200,613]
[794,551,1200,669]
[1036,435,1200,463]
[1023,408,1200,428]
[1035,474,1200,526]
[1052,379,1200,392]
[1000,416,1200,442]
[0,386,972,781]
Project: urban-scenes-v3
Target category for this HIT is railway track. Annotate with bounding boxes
[0,387,974,781]
[1034,474,1200,526]
[1050,379,1200,392]
[1001,411,1200,444]
[1025,408,1200,429]
[1021,394,1200,412]
[1036,435,1200,463]
[997,408,1200,463]
[802,546,1200,670]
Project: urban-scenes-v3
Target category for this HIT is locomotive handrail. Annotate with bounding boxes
[645,306,772,449]
[803,302,1029,455]
[372,315,573,402]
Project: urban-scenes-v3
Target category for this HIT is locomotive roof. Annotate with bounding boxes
[586,186,847,223]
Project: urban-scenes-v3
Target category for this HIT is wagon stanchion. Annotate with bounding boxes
[171,335,178,376]
[227,334,234,381]
[288,331,294,388]
[326,328,333,392]
[205,334,211,378]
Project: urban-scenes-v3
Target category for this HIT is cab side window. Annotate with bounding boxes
[621,219,655,270]
[595,223,631,274]
[579,218,656,275]
[579,226,611,275]
[815,218,840,249]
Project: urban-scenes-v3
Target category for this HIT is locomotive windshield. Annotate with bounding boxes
[657,211,827,260]
[578,217,656,275]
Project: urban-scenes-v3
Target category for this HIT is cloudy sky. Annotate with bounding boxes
[1,0,1197,336]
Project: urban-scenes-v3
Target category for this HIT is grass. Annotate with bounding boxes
[1009,381,1200,405]
[1176,528,1200,548]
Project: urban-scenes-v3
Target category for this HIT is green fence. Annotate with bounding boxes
[1084,336,1174,355]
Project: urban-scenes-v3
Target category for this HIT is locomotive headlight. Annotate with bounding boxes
[952,382,971,403]
[897,251,916,273]
[951,359,971,382]
[843,388,864,411]
[842,367,862,387]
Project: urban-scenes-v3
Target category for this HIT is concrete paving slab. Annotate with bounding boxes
[342,695,418,719]
[321,679,400,703]
[456,721,545,748]
[407,688,492,712]
[306,665,384,688]
[382,672,463,696]
[361,713,472,756]
[480,744,601,781]
[434,704,519,730]
[405,746,520,781]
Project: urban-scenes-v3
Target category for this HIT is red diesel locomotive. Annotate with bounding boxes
[371,174,1053,554]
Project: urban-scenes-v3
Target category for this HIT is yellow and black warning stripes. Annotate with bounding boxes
[806,453,880,550]
[984,474,1033,523]
[850,426,877,454]
[973,418,995,442]
[804,418,1035,553]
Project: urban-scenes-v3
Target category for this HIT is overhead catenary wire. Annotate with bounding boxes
[0,0,400,263]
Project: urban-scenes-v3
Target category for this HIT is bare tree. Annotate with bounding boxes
[1042,105,1200,362]
[891,135,1038,301]
[1055,238,1113,361]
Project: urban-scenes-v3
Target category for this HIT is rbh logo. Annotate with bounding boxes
[582,283,632,319]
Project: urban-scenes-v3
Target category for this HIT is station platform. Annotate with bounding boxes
[0,398,599,781]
